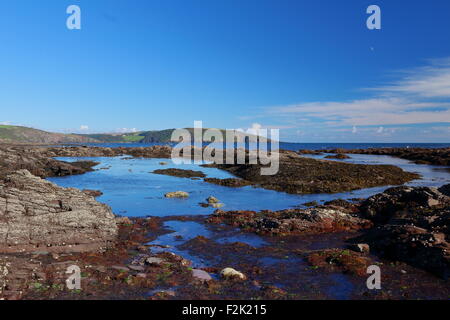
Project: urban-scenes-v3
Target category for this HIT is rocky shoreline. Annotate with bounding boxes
[204,150,419,194]
[1,144,449,300]
[319,147,450,167]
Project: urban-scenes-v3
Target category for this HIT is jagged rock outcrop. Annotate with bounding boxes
[360,185,449,224]
[207,151,420,194]
[0,170,118,253]
[207,207,372,235]
[323,147,450,167]
[357,184,450,279]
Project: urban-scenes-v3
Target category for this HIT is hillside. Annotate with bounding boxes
[81,128,269,144]
[80,130,175,143]
[0,125,98,144]
[0,125,273,144]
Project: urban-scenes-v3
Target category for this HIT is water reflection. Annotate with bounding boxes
[47,154,450,217]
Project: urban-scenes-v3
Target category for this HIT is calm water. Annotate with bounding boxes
[47,153,450,217]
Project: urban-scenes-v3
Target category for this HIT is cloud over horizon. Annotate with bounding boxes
[258,58,450,141]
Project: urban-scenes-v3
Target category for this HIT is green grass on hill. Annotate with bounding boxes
[122,134,145,142]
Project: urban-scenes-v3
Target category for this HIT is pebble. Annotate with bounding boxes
[128,265,145,272]
[192,269,212,282]
[145,257,165,266]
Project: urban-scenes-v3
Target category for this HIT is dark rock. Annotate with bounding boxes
[324,154,351,160]
[207,207,372,236]
[438,184,450,197]
[203,178,252,188]
[208,151,419,194]
[360,186,449,224]
[324,147,450,167]
[348,243,370,254]
[152,168,206,178]
[356,185,450,279]
[358,225,450,279]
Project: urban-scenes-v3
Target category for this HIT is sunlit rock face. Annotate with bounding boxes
[0,170,118,253]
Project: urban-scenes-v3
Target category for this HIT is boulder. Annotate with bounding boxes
[359,225,450,279]
[360,186,449,223]
[220,267,246,280]
[192,269,212,282]
[164,191,189,198]
[207,196,220,204]
[0,170,118,253]
[145,257,165,266]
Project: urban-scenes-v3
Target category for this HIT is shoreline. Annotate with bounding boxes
[1,145,449,300]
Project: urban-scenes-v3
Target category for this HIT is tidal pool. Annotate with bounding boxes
[47,155,450,217]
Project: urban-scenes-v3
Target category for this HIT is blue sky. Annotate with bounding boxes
[1,0,449,142]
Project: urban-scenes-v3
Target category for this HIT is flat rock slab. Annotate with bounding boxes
[0,170,118,253]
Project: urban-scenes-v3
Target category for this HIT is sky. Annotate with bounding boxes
[1,0,450,142]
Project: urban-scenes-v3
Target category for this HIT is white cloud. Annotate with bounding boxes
[376,126,384,134]
[115,128,138,133]
[250,123,262,131]
[271,97,450,126]
[371,58,450,98]
[80,125,89,131]
[265,58,450,128]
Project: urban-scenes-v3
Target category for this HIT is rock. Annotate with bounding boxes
[356,185,450,279]
[159,162,168,165]
[323,147,450,167]
[0,170,118,253]
[348,243,370,254]
[164,191,189,198]
[303,201,318,207]
[115,217,133,225]
[192,269,212,282]
[428,198,441,207]
[358,225,450,279]
[93,266,107,273]
[208,207,372,236]
[0,255,44,299]
[153,168,206,178]
[324,153,351,160]
[220,267,246,280]
[31,251,50,256]
[203,178,252,188]
[438,184,450,197]
[111,266,130,272]
[206,196,220,204]
[360,186,449,223]
[205,150,419,194]
[82,189,103,197]
[297,150,324,155]
[307,249,372,276]
[207,196,220,204]
[128,265,145,272]
[145,257,165,266]
[152,290,176,297]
